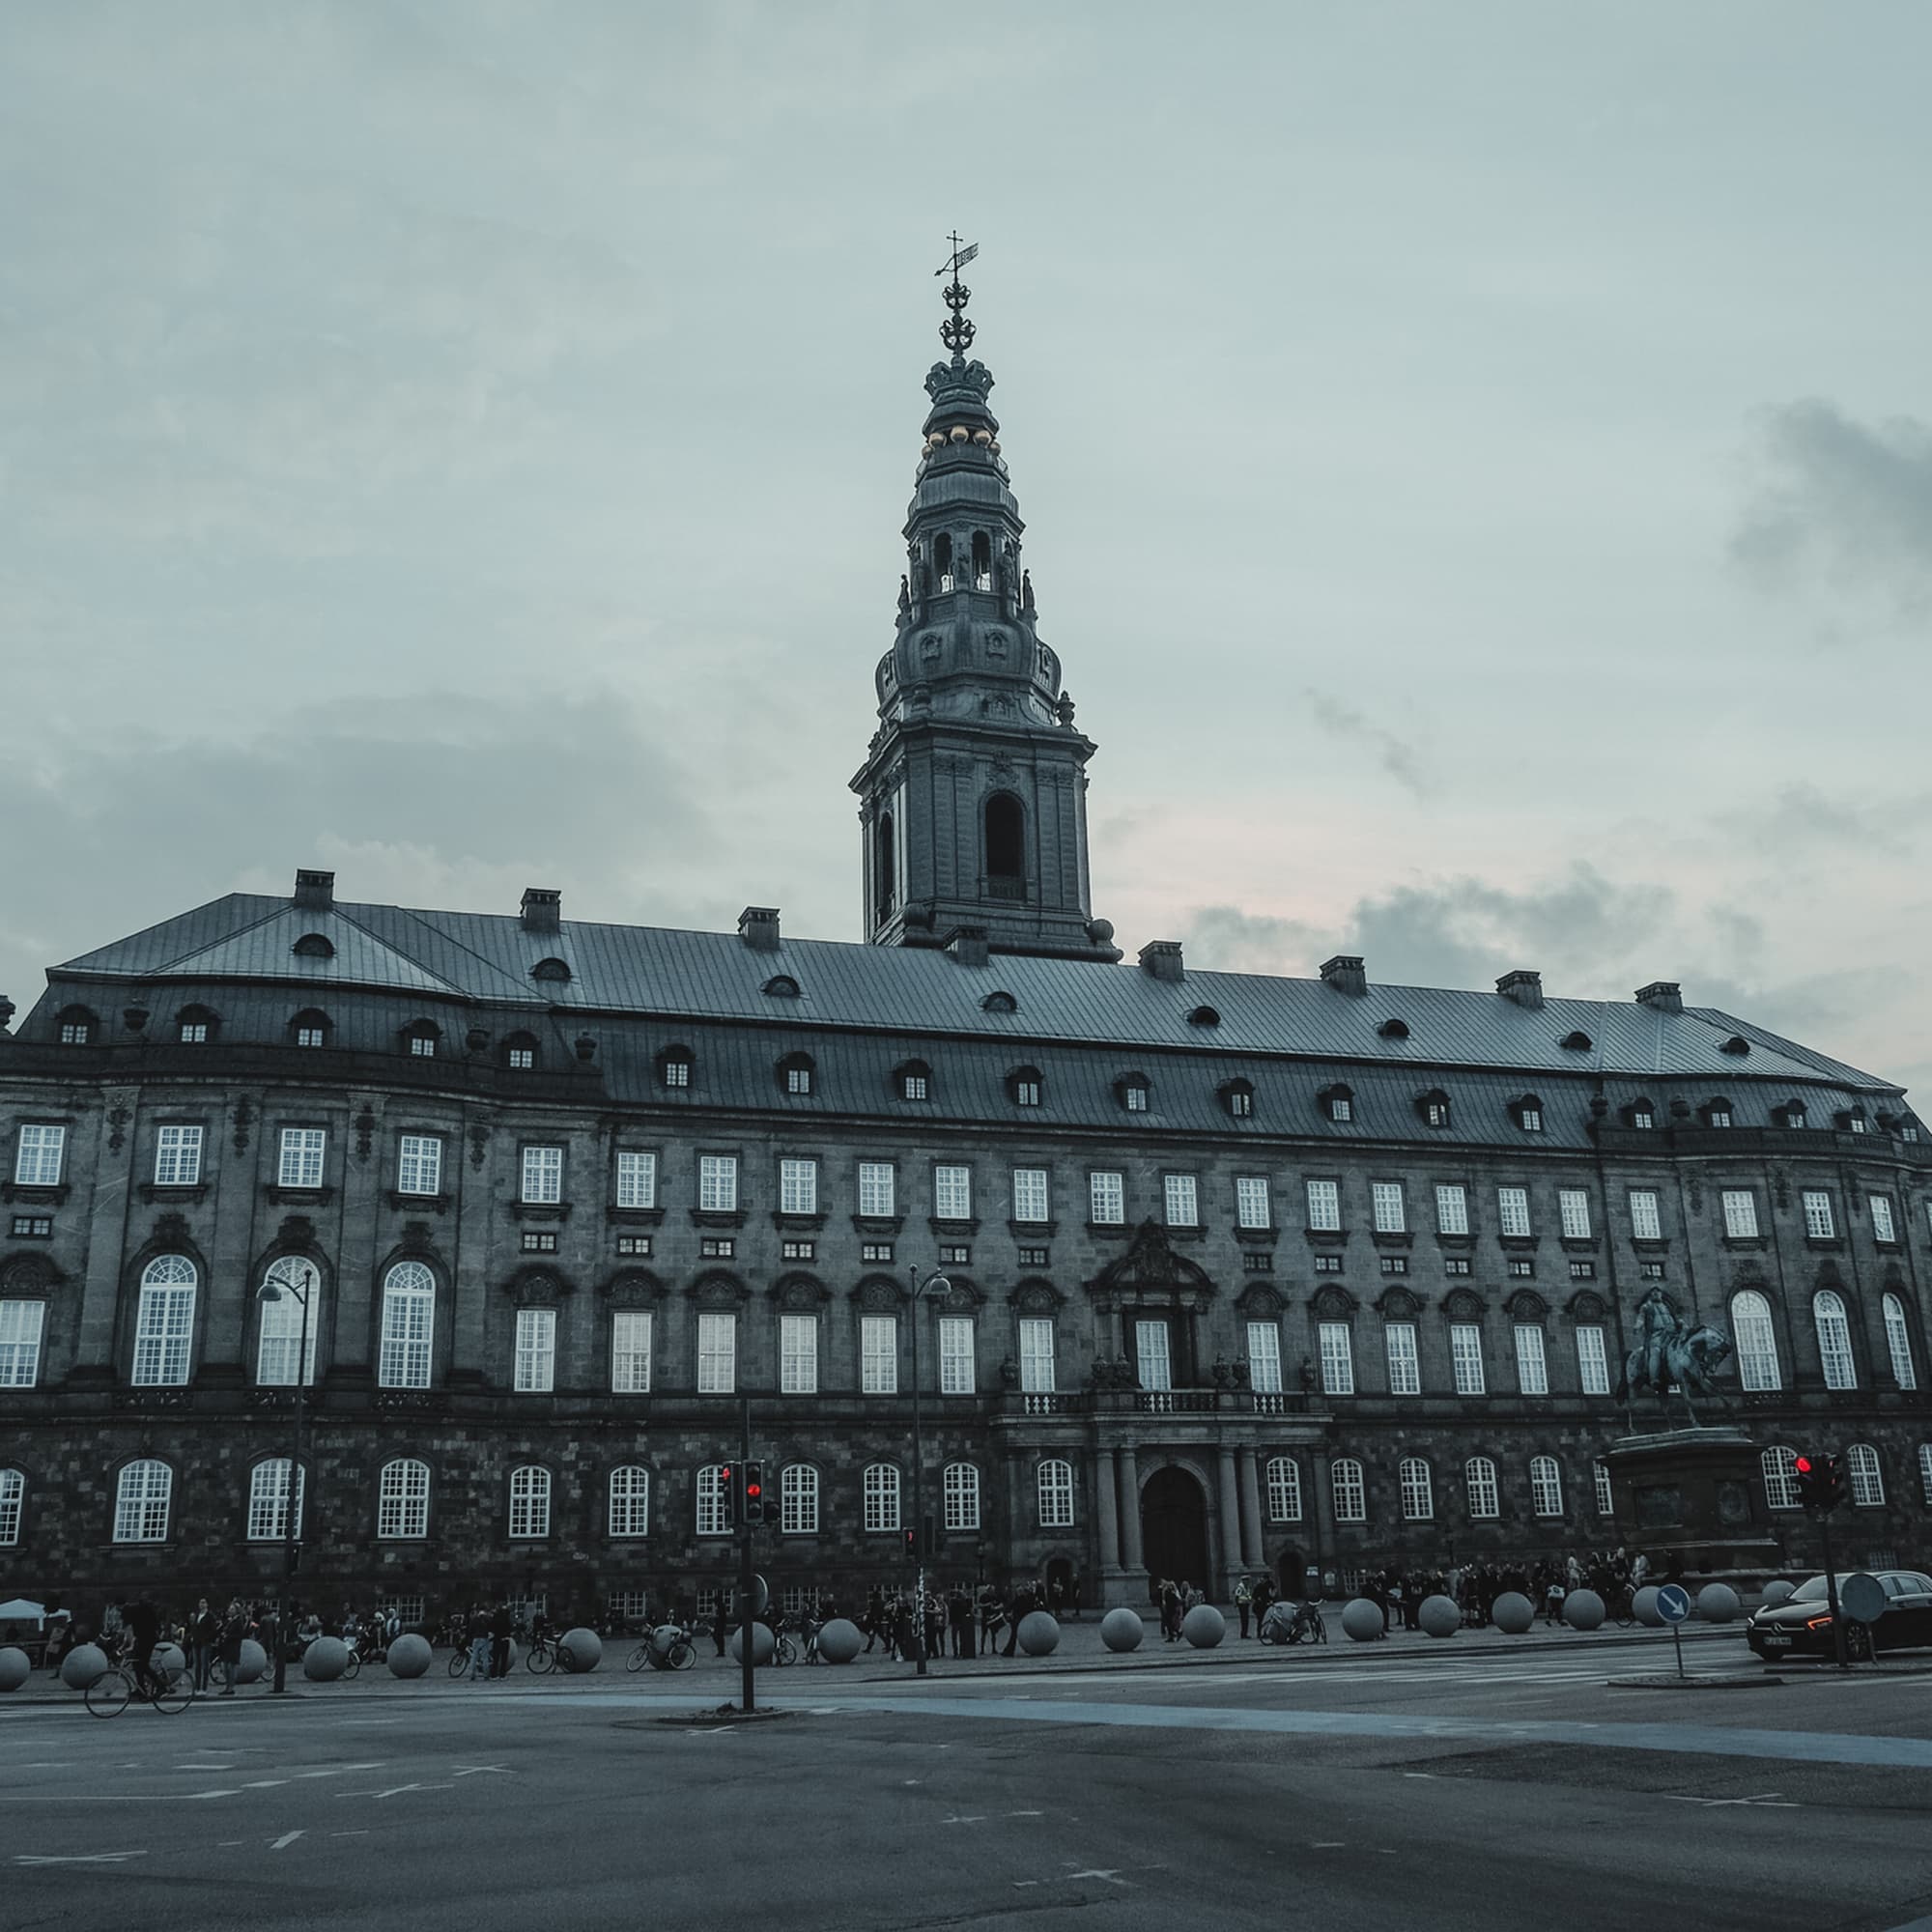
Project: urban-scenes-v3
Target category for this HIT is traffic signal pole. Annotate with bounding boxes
[739,1396,755,1713]
[1819,1510,1849,1672]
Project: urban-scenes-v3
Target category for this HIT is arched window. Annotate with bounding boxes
[1529,1455,1564,1518]
[875,811,896,919]
[1625,1096,1657,1129]
[1330,1458,1367,1523]
[508,1465,552,1539]
[176,1005,218,1044]
[378,1261,436,1389]
[980,990,1017,1014]
[1883,1293,1918,1390]
[1761,1445,1801,1511]
[1190,1005,1223,1029]
[608,1465,650,1539]
[502,1032,540,1071]
[531,957,572,984]
[864,1463,901,1533]
[984,793,1026,899]
[972,529,992,589]
[696,1464,730,1536]
[0,1467,25,1547]
[56,1005,99,1045]
[1009,1065,1043,1108]
[132,1255,196,1386]
[1320,1084,1355,1124]
[1511,1094,1545,1133]
[1464,1457,1500,1519]
[763,975,801,1000]
[403,1019,440,1059]
[944,1462,980,1531]
[113,1459,173,1543]
[778,1052,814,1096]
[1846,1442,1885,1507]
[1037,1458,1074,1529]
[292,931,335,958]
[781,1463,818,1535]
[1559,1030,1592,1052]
[291,1009,332,1048]
[1918,1442,1932,1508]
[1730,1290,1781,1391]
[1813,1290,1857,1390]
[1399,1457,1434,1520]
[1704,1096,1735,1128]
[1264,1456,1302,1522]
[246,1458,305,1541]
[377,1458,430,1539]
[934,532,954,591]
[256,1257,322,1386]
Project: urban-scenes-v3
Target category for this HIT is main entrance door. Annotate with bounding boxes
[1140,1465,1209,1591]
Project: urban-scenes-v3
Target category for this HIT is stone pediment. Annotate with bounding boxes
[1090,1219,1215,1310]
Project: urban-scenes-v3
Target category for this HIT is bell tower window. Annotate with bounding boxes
[984,793,1025,902]
[934,533,954,593]
[875,810,895,920]
[972,531,992,591]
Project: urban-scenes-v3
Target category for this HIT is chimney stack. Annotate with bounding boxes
[1495,970,1544,1010]
[945,924,989,969]
[293,868,335,912]
[1634,980,1683,1014]
[1320,954,1367,997]
[737,906,781,952]
[1138,940,1184,983]
[521,887,562,934]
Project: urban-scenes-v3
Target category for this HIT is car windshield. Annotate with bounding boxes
[1789,1577,1832,1603]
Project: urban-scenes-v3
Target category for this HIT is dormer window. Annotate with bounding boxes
[762,975,800,999]
[56,1006,98,1045]
[503,1032,540,1071]
[290,1009,331,1049]
[1776,1100,1807,1129]
[404,1021,440,1059]
[1416,1090,1451,1129]
[1559,1030,1592,1052]
[1009,1065,1043,1108]
[1704,1098,1734,1129]
[1378,1017,1410,1040]
[1319,1085,1354,1124]
[1119,1073,1151,1114]
[1837,1108,1868,1135]
[1511,1094,1545,1133]
[292,932,335,959]
[895,1060,931,1102]
[1188,1005,1222,1029]
[980,990,1018,1014]
[1720,1035,1750,1056]
[658,1046,694,1091]
[531,957,572,984]
[1626,1097,1656,1130]
[779,1053,814,1097]
[177,1005,218,1044]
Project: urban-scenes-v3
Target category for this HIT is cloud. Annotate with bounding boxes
[1733,399,1932,621]
[1183,905,1327,974]
[1718,781,1921,859]
[1300,688,1431,797]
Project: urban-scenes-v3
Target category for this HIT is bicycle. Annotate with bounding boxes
[86,1661,195,1719]
[626,1626,696,1672]
[526,1633,574,1674]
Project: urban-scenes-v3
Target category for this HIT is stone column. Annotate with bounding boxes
[1095,1447,1121,1569]
[1117,1445,1143,1571]
[1237,1449,1265,1569]
[1215,1445,1241,1591]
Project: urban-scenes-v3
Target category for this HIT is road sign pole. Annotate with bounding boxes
[740,1396,755,1713]
[1672,1619,1685,1681]
[1820,1513,1848,1671]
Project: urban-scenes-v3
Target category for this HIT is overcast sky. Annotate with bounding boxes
[3,4,1928,1095]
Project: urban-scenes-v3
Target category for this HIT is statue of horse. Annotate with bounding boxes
[1614,1289,1734,1429]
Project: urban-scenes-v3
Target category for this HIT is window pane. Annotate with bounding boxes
[14,1124,66,1187]
[864,1463,901,1532]
[609,1465,651,1538]
[861,1313,898,1394]
[398,1134,442,1197]
[1135,1320,1172,1391]
[1576,1324,1610,1396]
[614,1151,657,1209]
[934,1165,972,1220]
[1732,1291,1780,1391]
[1400,1458,1433,1520]
[1306,1179,1341,1231]
[1883,1294,1917,1391]
[1018,1319,1055,1393]
[1449,1322,1486,1395]
[1163,1174,1198,1227]
[379,1264,435,1388]
[514,1308,555,1392]
[1265,1457,1301,1521]
[1802,1190,1835,1239]
[1372,1182,1405,1234]
[1331,1459,1366,1522]
[1090,1172,1124,1224]
[1465,1458,1498,1518]
[944,1462,980,1531]
[1246,1321,1282,1393]
[612,1311,653,1393]
[0,1301,45,1388]
[780,1158,818,1215]
[1497,1187,1531,1237]
[155,1124,203,1188]
[278,1128,325,1189]
[1558,1189,1591,1239]
[939,1315,975,1394]
[1037,1459,1074,1529]
[1721,1190,1759,1238]
[1236,1177,1270,1229]
[1012,1167,1050,1223]
[256,1260,321,1386]
[1435,1184,1468,1236]
[858,1161,895,1218]
[1629,1190,1662,1240]
[1514,1325,1548,1396]
[1530,1456,1563,1517]
[521,1146,563,1205]
[780,1313,817,1394]
[1384,1322,1419,1396]
[699,1155,739,1212]
[1319,1321,1353,1396]
[378,1459,430,1539]
[781,1463,818,1535]
[697,1312,736,1393]
[1815,1292,1856,1390]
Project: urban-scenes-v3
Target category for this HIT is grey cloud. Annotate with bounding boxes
[1182,905,1327,974]
[1301,688,1431,797]
[1718,781,1921,859]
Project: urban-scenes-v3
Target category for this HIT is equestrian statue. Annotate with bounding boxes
[1613,1286,1734,1430]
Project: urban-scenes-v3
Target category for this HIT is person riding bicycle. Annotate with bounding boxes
[123,1597,164,1699]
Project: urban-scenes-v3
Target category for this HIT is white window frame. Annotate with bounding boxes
[1593,1459,1614,1515]
[1435,1184,1469,1236]
[277,1127,326,1190]
[1883,1293,1917,1391]
[608,1465,650,1538]
[1496,1186,1531,1238]
[697,1311,737,1394]
[113,1459,173,1543]
[1371,1182,1406,1234]
[1918,1442,1932,1508]
[132,1256,196,1386]
[614,1149,657,1209]
[781,1463,818,1535]
[378,1262,436,1389]
[699,1154,739,1213]
[1163,1173,1199,1228]
[397,1133,442,1198]
[1037,1458,1074,1529]
[1012,1167,1050,1224]
[1384,1321,1420,1396]
[944,1461,980,1531]
[1235,1176,1270,1230]
[1450,1321,1486,1395]
[0,1300,44,1388]
[1399,1457,1434,1520]
[1814,1290,1856,1390]
[378,1458,430,1539]
[1871,1195,1898,1244]
[1465,1456,1499,1519]
[1305,1179,1341,1232]
[934,1164,972,1220]
[1331,1458,1366,1523]
[1265,1456,1302,1522]
[1628,1189,1662,1241]
[939,1315,976,1395]
[1090,1171,1125,1225]
[1319,1321,1354,1396]
[508,1465,551,1539]
[1558,1188,1591,1240]
[1731,1290,1781,1391]
[13,1124,66,1188]
[1018,1318,1055,1394]
[1246,1321,1282,1393]
[1846,1442,1885,1507]
[514,1307,556,1393]
[0,1466,23,1547]
[1576,1323,1610,1396]
[1529,1455,1564,1518]
[864,1463,901,1533]
[521,1145,563,1205]
[779,1313,817,1395]
[1721,1189,1759,1239]
[1514,1323,1548,1396]
[780,1157,818,1216]
[154,1124,203,1188]
[858,1161,895,1218]
[1802,1190,1835,1240]
[1136,1318,1173,1392]
[611,1310,653,1393]
[246,1458,305,1542]
[696,1464,730,1537]
[256,1258,321,1387]
[1761,1445,1801,1512]
[861,1313,898,1394]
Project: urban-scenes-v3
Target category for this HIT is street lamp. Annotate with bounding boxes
[906,1264,951,1677]
[256,1260,318,1694]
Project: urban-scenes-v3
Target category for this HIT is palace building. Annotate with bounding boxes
[2,272,1929,1625]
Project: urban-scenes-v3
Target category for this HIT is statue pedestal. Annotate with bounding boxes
[1601,1429,1780,1577]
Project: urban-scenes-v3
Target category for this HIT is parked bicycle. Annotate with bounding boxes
[626,1624,696,1672]
[86,1660,194,1718]
[526,1633,578,1674]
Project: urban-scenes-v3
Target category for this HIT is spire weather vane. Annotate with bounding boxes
[935,231,979,355]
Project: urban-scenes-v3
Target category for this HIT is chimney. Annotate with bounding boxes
[293,868,335,912]
[1495,970,1544,1010]
[1320,954,1367,997]
[737,906,781,952]
[1138,939,1184,983]
[945,924,989,969]
[1634,980,1683,1014]
[521,887,562,934]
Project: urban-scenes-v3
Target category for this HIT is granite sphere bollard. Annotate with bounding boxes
[1633,1585,1664,1628]
[153,1641,187,1678]
[1563,1589,1605,1632]
[386,1633,432,1678]
[728,1623,776,1666]
[0,1646,31,1691]
[1017,1610,1061,1656]
[235,1638,269,1684]
[1491,1591,1535,1634]
[560,1628,602,1673]
[302,1635,350,1682]
[816,1618,863,1663]
[1419,1594,1462,1638]
[1182,1604,1225,1648]
[1760,1578,1796,1608]
[1696,1583,1741,1624]
[60,1643,110,1689]
[1100,1606,1145,1652]
[1341,1598,1384,1642]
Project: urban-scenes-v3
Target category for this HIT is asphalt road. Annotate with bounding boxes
[6,1645,1931,1932]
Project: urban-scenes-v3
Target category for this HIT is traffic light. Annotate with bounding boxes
[742,1462,764,1520]
[904,1526,918,1556]
[1820,1453,1848,1512]
[718,1461,737,1529]
[1794,1452,1848,1513]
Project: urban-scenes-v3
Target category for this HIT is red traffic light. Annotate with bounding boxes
[746,1481,762,1499]
[1793,1455,1814,1476]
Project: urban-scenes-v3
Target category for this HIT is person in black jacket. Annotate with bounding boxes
[190,1597,219,1691]
[124,1597,163,1698]
[489,1601,514,1678]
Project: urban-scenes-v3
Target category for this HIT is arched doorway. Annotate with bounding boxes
[1140,1465,1208,1591]
[1276,1548,1306,1600]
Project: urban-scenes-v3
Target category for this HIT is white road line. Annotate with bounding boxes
[270,1831,305,1851]
[15,1851,150,1865]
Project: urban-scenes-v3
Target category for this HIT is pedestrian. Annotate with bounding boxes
[468,1605,493,1682]
[490,1600,514,1678]
[1234,1576,1252,1639]
[190,1595,218,1691]
[949,1585,973,1659]
[712,1598,730,1658]
[216,1599,246,1695]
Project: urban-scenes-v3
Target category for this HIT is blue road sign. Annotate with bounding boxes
[1656,1583,1691,1625]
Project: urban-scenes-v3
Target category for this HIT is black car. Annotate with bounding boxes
[1746,1571,1932,1662]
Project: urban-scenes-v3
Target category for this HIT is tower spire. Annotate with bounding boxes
[935,233,979,355]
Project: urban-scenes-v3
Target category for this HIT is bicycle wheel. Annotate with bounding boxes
[152,1668,194,1715]
[668,1639,696,1671]
[775,1636,797,1667]
[342,1652,361,1681]
[526,1642,554,1675]
[626,1643,650,1673]
[448,1650,469,1678]
[86,1668,132,1719]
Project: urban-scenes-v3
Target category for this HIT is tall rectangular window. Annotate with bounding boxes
[858,1161,895,1218]
[1514,1324,1548,1396]
[1870,1195,1898,1244]
[780,1158,818,1215]
[697,1312,736,1393]
[1628,1189,1662,1240]
[861,1313,897,1394]
[939,1315,975,1395]
[1449,1322,1485,1395]
[934,1164,972,1220]
[1163,1174,1199,1227]
[0,1300,45,1387]
[521,1145,563,1205]
[614,1150,657,1209]
[699,1154,739,1213]
[1305,1179,1341,1232]
[1384,1321,1420,1395]
[13,1124,65,1187]
[397,1134,442,1197]
[1576,1324,1610,1396]
[1802,1190,1835,1239]
[154,1124,203,1188]
[1319,1321,1354,1395]
[1558,1188,1591,1240]
[132,1272,195,1386]
[1018,1318,1055,1393]
[514,1308,555,1392]
[779,1313,818,1394]
[1721,1189,1759,1238]
[1496,1187,1531,1237]
[1236,1177,1270,1230]
[1371,1182,1406,1234]
[611,1310,653,1393]
[1012,1167,1050,1224]
[379,1274,434,1389]
[278,1127,325,1189]
[1435,1184,1468,1236]
[1090,1171,1124,1225]
[1594,1461,1615,1516]
[1246,1321,1282,1392]
[1135,1319,1173,1391]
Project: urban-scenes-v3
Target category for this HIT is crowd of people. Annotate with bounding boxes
[1349,1548,1662,1633]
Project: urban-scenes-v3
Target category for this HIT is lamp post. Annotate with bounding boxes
[256,1260,317,1694]
[906,1264,951,1676]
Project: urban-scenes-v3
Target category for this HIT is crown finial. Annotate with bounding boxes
[935,231,979,355]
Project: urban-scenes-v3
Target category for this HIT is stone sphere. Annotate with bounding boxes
[60,1643,110,1689]
[1492,1591,1535,1634]
[1017,1610,1060,1656]
[727,1623,775,1666]
[0,1647,31,1691]
[816,1618,863,1663]
[1564,1589,1605,1632]
[235,1638,269,1684]
[1100,1606,1145,1653]
[302,1635,349,1682]
[153,1641,186,1677]
[1696,1583,1741,1624]
[1760,1578,1796,1608]
[385,1633,431,1678]
[1342,1598,1385,1642]
[1419,1594,1462,1638]
[560,1628,602,1673]
[1182,1604,1225,1648]
[1633,1585,1665,1628]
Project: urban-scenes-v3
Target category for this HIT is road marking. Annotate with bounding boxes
[242,1779,289,1789]
[1065,1867,1128,1887]
[15,1851,150,1865]
[1661,1792,1798,1808]
[330,1831,370,1838]
[336,1782,456,1800]
[270,1831,305,1851]
[1008,1809,1044,1817]
[452,1765,512,1776]
[941,1815,987,1826]
[1311,1841,1347,1849]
